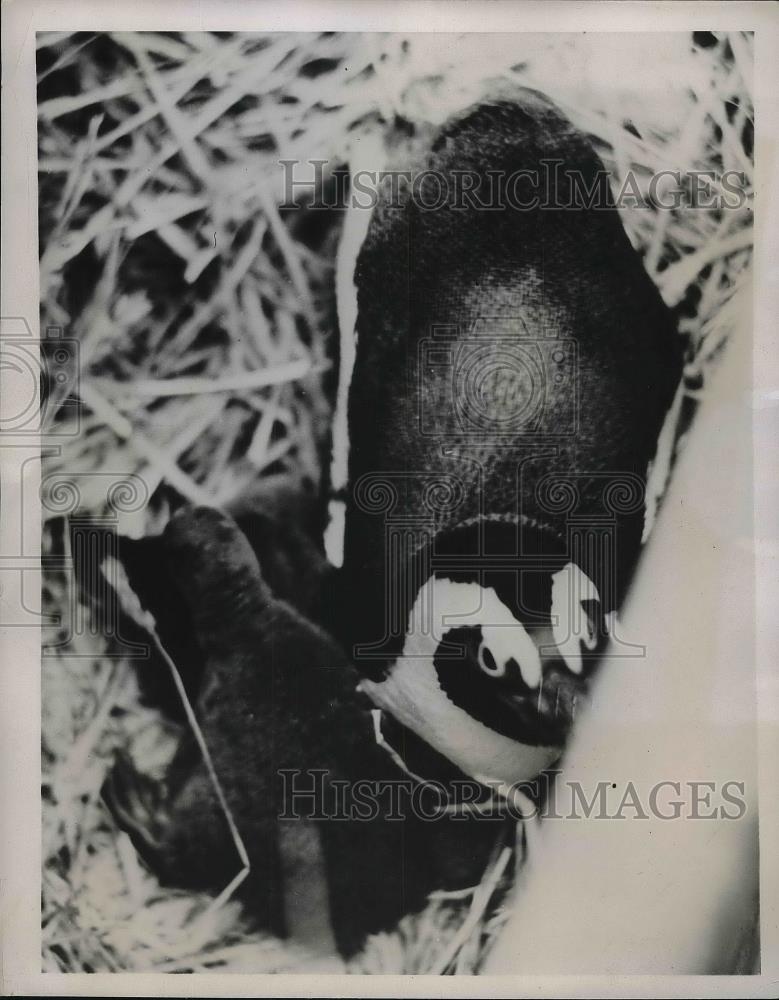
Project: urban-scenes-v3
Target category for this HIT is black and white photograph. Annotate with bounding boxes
[1,2,777,994]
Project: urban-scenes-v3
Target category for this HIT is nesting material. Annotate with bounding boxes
[38,30,753,974]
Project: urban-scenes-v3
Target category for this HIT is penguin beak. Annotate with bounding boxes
[485,663,588,747]
[491,658,590,748]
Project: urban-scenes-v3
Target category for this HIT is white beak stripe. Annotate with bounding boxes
[550,563,601,675]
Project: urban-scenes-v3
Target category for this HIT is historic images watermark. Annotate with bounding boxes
[279,769,749,823]
[280,159,750,212]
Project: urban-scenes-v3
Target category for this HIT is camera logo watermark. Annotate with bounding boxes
[0,317,80,436]
[419,318,577,438]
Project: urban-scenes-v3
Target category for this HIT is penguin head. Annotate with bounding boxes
[359,516,611,786]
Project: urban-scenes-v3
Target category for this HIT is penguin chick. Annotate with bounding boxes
[103,507,499,957]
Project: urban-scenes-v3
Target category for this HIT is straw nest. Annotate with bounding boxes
[38,30,753,974]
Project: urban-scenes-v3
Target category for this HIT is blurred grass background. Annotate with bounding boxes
[37,30,753,973]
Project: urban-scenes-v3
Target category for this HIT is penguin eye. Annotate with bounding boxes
[477,641,506,678]
[412,576,542,688]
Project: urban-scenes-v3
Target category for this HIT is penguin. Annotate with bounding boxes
[329,88,682,789]
[100,88,682,957]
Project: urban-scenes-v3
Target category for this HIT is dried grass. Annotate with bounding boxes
[38,30,753,974]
